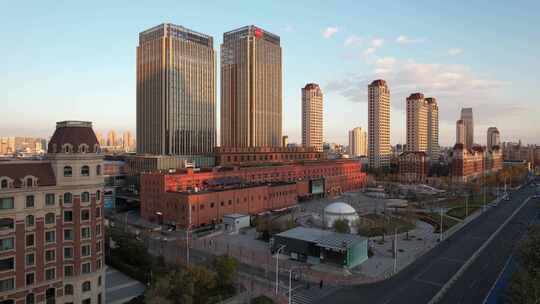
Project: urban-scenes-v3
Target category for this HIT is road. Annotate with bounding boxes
[315,179,539,304]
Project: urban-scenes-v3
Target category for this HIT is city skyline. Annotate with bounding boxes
[1,1,539,146]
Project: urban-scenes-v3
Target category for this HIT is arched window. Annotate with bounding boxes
[63,145,72,153]
[45,213,55,225]
[96,165,101,176]
[26,293,35,304]
[26,215,35,227]
[81,192,90,203]
[79,145,88,153]
[96,190,101,201]
[0,218,14,231]
[26,178,33,187]
[63,166,72,177]
[81,166,90,177]
[82,281,91,292]
[1,179,8,189]
[63,193,72,204]
[64,284,74,295]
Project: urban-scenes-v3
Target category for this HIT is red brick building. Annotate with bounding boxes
[398,151,429,183]
[214,146,324,166]
[450,144,503,183]
[0,121,105,304]
[140,160,365,228]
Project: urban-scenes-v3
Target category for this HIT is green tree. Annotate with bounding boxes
[333,218,351,234]
[251,295,275,304]
[213,255,238,293]
[506,225,540,303]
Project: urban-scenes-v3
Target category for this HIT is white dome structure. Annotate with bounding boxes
[323,202,359,231]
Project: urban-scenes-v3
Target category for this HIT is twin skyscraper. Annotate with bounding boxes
[136,23,282,157]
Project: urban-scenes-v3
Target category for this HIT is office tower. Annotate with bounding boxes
[123,131,134,151]
[221,25,282,148]
[456,119,466,145]
[406,93,428,153]
[301,83,323,151]
[107,130,117,147]
[368,79,391,168]
[137,23,216,155]
[282,135,288,147]
[487,127,501,151]
[460,108,474,149]
[426,97,439,160]
[0,121,106,303]
[348,127,367,157]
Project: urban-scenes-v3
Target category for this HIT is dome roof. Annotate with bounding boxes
[324,202,357,215]
[47,121,100,153]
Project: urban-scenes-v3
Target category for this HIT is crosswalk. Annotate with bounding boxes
[289,285,339,304]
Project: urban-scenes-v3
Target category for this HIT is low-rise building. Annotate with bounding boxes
[450,144,503,183]
[398,151,429,183]
[214,146,324,166]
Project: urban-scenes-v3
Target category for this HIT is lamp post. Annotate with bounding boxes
[275,245,286,295]
[288,267,302,304]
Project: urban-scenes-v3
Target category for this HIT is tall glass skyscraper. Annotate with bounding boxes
[220,25,282,148]
[136,23,216,155]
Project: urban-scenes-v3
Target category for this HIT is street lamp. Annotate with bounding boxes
[288,267,302,304]
[275,245,286,295]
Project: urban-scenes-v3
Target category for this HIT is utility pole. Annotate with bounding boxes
[439,203,444,242]
[393,228,398,274]
[275,245,286,295]
[465,195,469,218]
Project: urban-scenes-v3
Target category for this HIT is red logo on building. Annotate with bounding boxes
[254,28,263,39]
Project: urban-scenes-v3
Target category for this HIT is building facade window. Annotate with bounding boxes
[81,245,91,257]
[64,229,74,241]
[64,284,74,295]
[82,281,91,292]
[26,253,35,266]
[0,257,14,272]
[45,231,55,243]
[81,166,90,177]
[26,215,35,227]
[64,247,73,259]
[45,249,55,263]
[81,227,91,240]
[45,193,55,206]
[25,195,35,208]
[0,180,7,189]
[26,234,35,247]
[96,165,101,175]
[45,213,55,225]
[81,192,90,203]
[81,262,91,274]
[26,273,35,286]
[26,293,35,304]
[63,166,72,177]
[63,192,72,204]
[0,197,14,210]
[81,209,90,221]
[0,238,13,252]
[0,278,14,292]
[45,268,56,281]
[96,190,101,201]
[63,211,73,222]
[64,265,74,277]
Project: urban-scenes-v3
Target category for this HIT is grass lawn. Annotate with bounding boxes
[446,205,483,219]
[357,214,415,237]
[419,213,460,233]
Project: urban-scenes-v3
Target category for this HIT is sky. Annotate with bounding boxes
[1,0,539,146]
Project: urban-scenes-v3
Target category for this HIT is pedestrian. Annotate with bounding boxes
[319,280,323,289]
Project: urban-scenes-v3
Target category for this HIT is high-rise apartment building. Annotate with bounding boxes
[0,121,106,304]
[221,25,282,148]
[426,97,439,160]
[348,127,367,157]
[301,83,323,151]
[368,79,391,168]
[122,131,135,151]
[487,127,501,151]
[456,119,466,145]
[137,23,216,155]
[460,108,474,149]
[406,93,428,153]
[282,135,288,148]
[107,130,117,147]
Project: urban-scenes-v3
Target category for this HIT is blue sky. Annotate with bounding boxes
[1,0,539,146]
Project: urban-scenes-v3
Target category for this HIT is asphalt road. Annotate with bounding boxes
[315,180,539,304]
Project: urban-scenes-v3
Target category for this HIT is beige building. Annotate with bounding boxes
[106,130,117,147]
[136,23,216,156]
[122,131,135,152]
[0,121,105,304]
[426,97,439,160]
[461,108,474,149]
[456,119,466,145]
[282,135,288,148]
[220,25,282,148]
[0,137,16,155]
[368,79,391,168]
[406,93,428,153]
[348,127,367,157]
[487,127,501,151]
[301,83,323,151]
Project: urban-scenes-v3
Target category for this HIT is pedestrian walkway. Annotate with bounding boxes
[290,285,339,304]
[106,267,146,304]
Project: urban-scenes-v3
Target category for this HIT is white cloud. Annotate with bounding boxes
[447,48,464,56]
[344,35,362,47]
[323,26,339,39]
[363,47,376,55]
[375,57,396,68]
[371,38,384,48]
[396,35,425,44]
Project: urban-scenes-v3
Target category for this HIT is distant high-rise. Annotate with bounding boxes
[282,135,288,147]
[456,119,466,146]
[426,97,439,160]
[460,108,474,149]
[302,83,323,151]
[368,79,391,168]
[221,25,282,148]
[406,93,428,153]
[107,130,117,147]
[349,127,367,157]
[123,131,134,151]
[137,23,216,155]
[487,127,501,151]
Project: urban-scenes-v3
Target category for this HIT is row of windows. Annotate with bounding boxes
[0,190,101,211]
[64,165,101,177]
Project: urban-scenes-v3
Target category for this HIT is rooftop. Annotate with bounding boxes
[276,227,367,250]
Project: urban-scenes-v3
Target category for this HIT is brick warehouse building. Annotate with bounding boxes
[398,151,429,183]
[0,121,105,304]
[140,159,365,228]
[450,144,503,183]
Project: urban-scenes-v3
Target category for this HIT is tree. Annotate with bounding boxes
[251,295,275,304]
[333,218,351,234]
[213,255,238,293]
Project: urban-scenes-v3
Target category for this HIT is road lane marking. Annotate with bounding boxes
[415,278,443,287]
[439,257,466,264]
